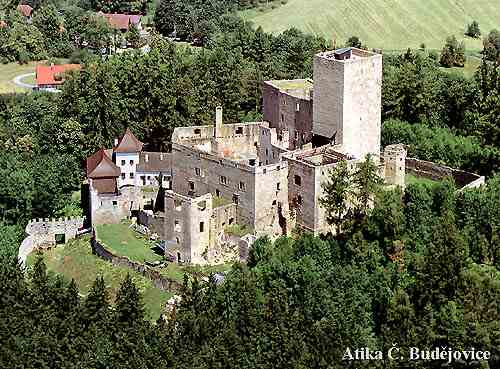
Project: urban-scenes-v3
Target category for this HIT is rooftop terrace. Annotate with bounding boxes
[265,79,313,100]
[288,146,348,166]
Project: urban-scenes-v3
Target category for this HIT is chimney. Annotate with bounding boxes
[216,106,222,128]
[145,154,149,163]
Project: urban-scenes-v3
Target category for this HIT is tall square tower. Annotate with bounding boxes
[312,48,382,159]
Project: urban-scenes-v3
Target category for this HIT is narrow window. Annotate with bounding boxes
[249,159,256,166]
[215,189,220,197]
[229,217,234,224]
[199,222,204,232]
[297,195,302,205]
[121,173,126,179]
[232,194,239,205]
[129,173,134,179]
[112,201,118,206]
[235,127,243,134]
[195,167,201,176]
[129,160,134,165]
[294,175,302,186]
[174,220,181,232]
[220,176,227,185]
[121,160,126,165]
[194,128,201,134]
[239,181,246,191]
[277,182,280,191]
[189,181,195,190]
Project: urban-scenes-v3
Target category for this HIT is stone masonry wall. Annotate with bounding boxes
[406,158,485,188]
[91,238,182,292]
[26,217,85,248]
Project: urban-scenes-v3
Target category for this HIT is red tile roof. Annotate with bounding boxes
[87,148,121,178]
[114,128,143,153]
[36,64,81,87]
[17,4,33,17]
[98,12,141,30]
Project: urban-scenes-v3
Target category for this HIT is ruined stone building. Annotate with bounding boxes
[88,47,479,264]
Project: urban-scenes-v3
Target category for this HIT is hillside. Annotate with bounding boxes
[242,0,500,51]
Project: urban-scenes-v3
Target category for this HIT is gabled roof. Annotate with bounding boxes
[17,4,33,17]
[86,148,121,178]
[98,12,141,30]
[36,64,81,87]
[114,128,143,153]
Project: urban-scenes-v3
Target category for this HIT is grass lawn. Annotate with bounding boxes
[241,0,500,51]
[0,61,37,94]
[440,55,482,79]
[406,173,440,187]
[95,222,164,263]
[26,236,172,320]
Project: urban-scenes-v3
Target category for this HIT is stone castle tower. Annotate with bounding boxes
[312,47,382,160]
[383,144,407,188]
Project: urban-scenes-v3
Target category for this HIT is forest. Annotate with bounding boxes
[0,0,500,367]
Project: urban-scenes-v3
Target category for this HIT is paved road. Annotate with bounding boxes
[18,236,33,268]
[13,73,36,89]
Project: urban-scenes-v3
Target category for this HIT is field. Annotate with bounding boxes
[26,236,172,320]
[95,222,164,263]
[0,62,37,94]
[241,0,500,51]
[406,173,440,187]
[95,221,231,282]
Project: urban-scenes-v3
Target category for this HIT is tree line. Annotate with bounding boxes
[1,172,499,368]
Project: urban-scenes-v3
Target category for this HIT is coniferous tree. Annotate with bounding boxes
[465,20,481,38]
[319,160,353,234]
[352,154,383,217]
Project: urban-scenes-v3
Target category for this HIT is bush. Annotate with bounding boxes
[280,0,288,4]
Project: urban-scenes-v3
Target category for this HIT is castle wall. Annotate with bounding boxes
[25,217,85,248]
[257,125,289,165]
[262,81,313,150]
[405,158,485,188]
[164,192,212,263]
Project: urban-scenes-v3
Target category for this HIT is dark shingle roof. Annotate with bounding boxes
[114,128,143,153]
[136,152,171,172]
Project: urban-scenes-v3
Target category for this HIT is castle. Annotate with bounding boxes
[84,47,480,264]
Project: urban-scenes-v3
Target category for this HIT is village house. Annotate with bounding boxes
[35,63,81,90]
[98,12,142,32]
[17,4,33,21]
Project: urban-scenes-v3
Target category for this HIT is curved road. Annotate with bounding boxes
[18,236,34,268]
[13,73,36,89]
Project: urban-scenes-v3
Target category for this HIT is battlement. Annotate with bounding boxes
[26,217,86,237]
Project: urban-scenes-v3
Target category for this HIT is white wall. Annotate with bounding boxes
[115,152,140,187]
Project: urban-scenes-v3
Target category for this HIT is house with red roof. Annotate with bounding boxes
[35,64,81,90]
[17,4,33,19]
[97,12,142,32]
